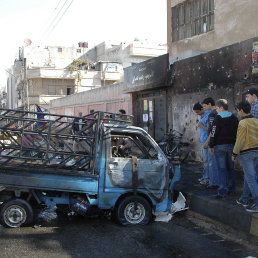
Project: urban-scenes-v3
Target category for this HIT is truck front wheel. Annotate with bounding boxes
[0,199,34,228]
[116,196,152,226]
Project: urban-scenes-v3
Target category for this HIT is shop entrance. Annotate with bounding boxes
[136,91,167,142]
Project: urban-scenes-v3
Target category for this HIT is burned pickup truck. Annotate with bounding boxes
[0,108,182,227]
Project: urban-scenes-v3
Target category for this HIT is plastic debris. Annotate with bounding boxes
[154,192,188,223]
[170,192,189,214]
[38,208,58,222]
[154,212,173,222]
[67,211,75,216]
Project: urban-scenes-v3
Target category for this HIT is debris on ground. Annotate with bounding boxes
[38,208,58,222]
[154,192,188,222]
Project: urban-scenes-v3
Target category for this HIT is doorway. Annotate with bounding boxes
[136,91,167,142]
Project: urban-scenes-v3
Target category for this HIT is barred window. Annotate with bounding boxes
[172,0,214,42]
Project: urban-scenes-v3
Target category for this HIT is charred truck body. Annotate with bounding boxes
[0,108,180,227]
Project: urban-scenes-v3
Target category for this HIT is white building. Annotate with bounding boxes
[7,40,167,111]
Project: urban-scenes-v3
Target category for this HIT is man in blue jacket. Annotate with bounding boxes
[193,103,211,185]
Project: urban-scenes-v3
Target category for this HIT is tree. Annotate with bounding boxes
[69,58,84,93]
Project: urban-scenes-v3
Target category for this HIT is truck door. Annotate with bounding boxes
[105,131,169,202]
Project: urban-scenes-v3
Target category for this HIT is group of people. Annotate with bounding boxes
[193,87,258,213]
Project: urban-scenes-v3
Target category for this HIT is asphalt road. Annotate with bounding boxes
[0,212,256,258]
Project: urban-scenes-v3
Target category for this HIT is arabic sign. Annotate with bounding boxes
[253,41,258,74]
[124,54,169,92]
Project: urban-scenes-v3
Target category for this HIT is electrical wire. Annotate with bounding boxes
[41,0,63,37]
[42,0,74,42]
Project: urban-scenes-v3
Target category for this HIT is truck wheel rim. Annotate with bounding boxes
[4,205,27,227]
[124,202,145,224]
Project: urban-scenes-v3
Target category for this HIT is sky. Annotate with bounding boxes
[0,0,167,90]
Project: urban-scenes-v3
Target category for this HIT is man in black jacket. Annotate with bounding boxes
[209,99,239,198]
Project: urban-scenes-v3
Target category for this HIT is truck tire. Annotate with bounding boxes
[0,199,34,228]
[116,196,152,226]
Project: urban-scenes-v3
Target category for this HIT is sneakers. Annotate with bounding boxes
[236,199,249,208]
[246,204,258,213]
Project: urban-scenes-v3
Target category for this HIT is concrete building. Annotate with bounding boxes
[167,0,258,61]
[50,0,258,161]
[7,42,90,111]
[7,40,166,111]
[166,0,258,159]
[0,90,7,108]
[50,82,132,117]
[83,40,167,68]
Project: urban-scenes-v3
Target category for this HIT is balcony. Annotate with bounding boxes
[101,71,121,81]
[27,68,75,79]
[129,43,167,57]
[29,95,67,105]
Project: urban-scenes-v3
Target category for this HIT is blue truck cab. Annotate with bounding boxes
[0,109,180,227]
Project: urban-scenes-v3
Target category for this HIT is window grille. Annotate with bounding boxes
[172,0,214,42]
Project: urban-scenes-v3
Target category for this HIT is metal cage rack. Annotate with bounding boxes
[0,108,132,174]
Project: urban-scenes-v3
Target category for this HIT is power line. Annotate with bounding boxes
[42,0,73,42]
[41,0,64,38]
[44,0,74,41]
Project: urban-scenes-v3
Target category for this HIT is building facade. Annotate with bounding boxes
[50,1,258,161]
[83,40,167,68]
[167,0,258,61]
[166,0,258,159]
[7,40,166,111]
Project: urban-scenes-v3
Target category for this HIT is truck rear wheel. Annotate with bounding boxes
[0,199,33,228]
[116,196,152,226]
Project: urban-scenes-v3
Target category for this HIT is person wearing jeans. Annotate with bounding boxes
[201,146,211,182]
[202,97,219,188]
[232,101,258,213]
[209,99,239,198]
[214,144,235,196]
[237,152,258,212]
[193,103,211,185]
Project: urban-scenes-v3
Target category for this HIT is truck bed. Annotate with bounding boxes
[0,167,98,193]
[0,108,99,174]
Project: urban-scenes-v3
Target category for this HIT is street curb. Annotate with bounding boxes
[185,193,258,237]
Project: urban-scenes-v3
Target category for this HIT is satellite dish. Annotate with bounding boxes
[24,39,32,46]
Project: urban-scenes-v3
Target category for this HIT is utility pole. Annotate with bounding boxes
[23,58,29,111]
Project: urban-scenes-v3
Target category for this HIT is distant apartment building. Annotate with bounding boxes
[7,40,167,111]
[7,42,89,110]
[84,40,167,68]
[0,90,7,108]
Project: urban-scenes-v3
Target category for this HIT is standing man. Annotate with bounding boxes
[232,101,258,213]
[241,87,258,204]
[193,103,211,185]
[244,87,258,118]
[209,99,239,198]
[202,97,219,189]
